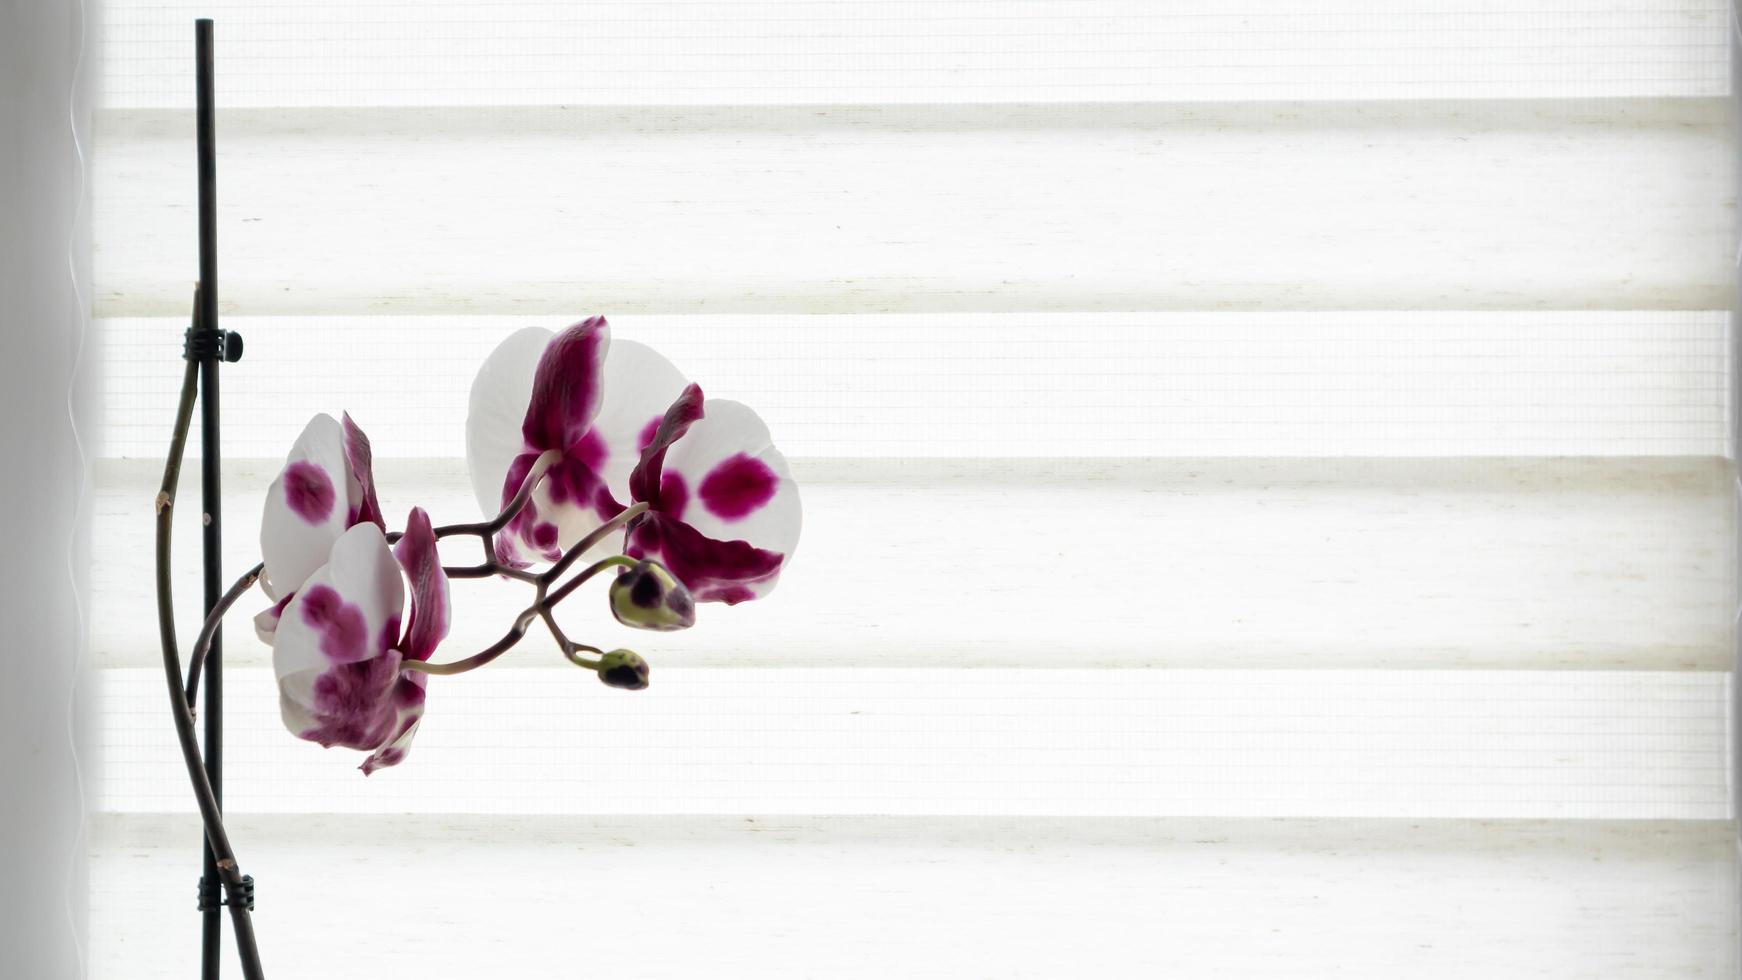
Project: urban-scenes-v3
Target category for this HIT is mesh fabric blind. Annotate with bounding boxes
[90,2,1736,976]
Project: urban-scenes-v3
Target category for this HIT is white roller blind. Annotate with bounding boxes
[89,3,1737,977]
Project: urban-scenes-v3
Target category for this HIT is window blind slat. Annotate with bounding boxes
[90,814,1738,978]
[93,312,1732,460]
[93,456,1731,672]
[98,0,1729,108]
[94,668,1729,818]
[92,101,1730,317]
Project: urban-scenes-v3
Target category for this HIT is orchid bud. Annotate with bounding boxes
[608,559,696,632]
[597,649,650,691]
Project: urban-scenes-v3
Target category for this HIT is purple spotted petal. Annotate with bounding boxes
[625,512,787,605]
[646,399,801,601]
[588,340,690,504]
[288,649,405,752]
[274,524,406,746]
[521,316,609,454]
[360,674,427,775]
[497,451,625,566]
[272,522,438,772]
[392,507,450,663]
[496,452,553,566]
[629,383,705,507]
[261,414,351,598]
[341,412,385,530]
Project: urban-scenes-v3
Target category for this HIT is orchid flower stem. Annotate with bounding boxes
[404,554,637,677]
[538,502,648,585]
[155,338,267,980]
[399,608,539,676]
[562,642,606,671]
[184,561,264,709]
[443,563,539,583]
[536,604,578,659]
[429,448,563,540]
[545,554,639,607]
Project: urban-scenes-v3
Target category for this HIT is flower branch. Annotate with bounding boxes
[230,316,798,777]
[184,560,263,710]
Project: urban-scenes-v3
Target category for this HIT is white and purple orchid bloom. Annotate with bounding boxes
[254,412,384,641]
[254,412,450,773]
[270,509,451,775]
[466,316,802,604]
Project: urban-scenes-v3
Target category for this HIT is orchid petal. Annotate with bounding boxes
[591,340,689,502]
[360,675,427,775]
[661,399,801,552]
[341,412,385,530]
[254,593,292,645]
[625,399,799,602]
[628,383,705,507]
[276,649,405,754]
[520,348,687,561]
[466,326,553,531]
[393,507,450,662]
[499,453,622,565]
[273,524,407,750]
[261,414,350,599]
[469,324,626,563]
[522,316,610,454]
[625,513,788,604]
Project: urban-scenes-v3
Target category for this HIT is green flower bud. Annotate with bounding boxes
[608,559,696,632]
[597,649,650,691]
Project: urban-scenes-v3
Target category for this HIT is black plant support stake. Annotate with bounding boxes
[194,19,227,980]
[156,18,259,979]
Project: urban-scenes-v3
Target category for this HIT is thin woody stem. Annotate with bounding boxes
[184,561,263,709]
[537,604,571,654]
[561,642,605,670]
[405,554,638,677]
[443,563,538,583]
[546,555,638,607]
[399,607,539,676]
[430,448,563,539]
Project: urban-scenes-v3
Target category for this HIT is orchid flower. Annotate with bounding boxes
[253,411,448,773]
[466,316,684,567]
[270,509,450,775]
[254,412,384,640]
[623,382,801,603]
[466,317,801,603]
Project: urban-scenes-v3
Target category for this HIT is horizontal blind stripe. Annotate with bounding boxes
[93,312,1732,460]
[96,457,1731,671]
[91,101,1731,317]
[91,814,1737,978]
[99,1,1729,107]
[94,668,1730,818]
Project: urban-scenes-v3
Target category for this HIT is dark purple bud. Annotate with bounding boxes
[608,559,696,632]
[597,649,651,691]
